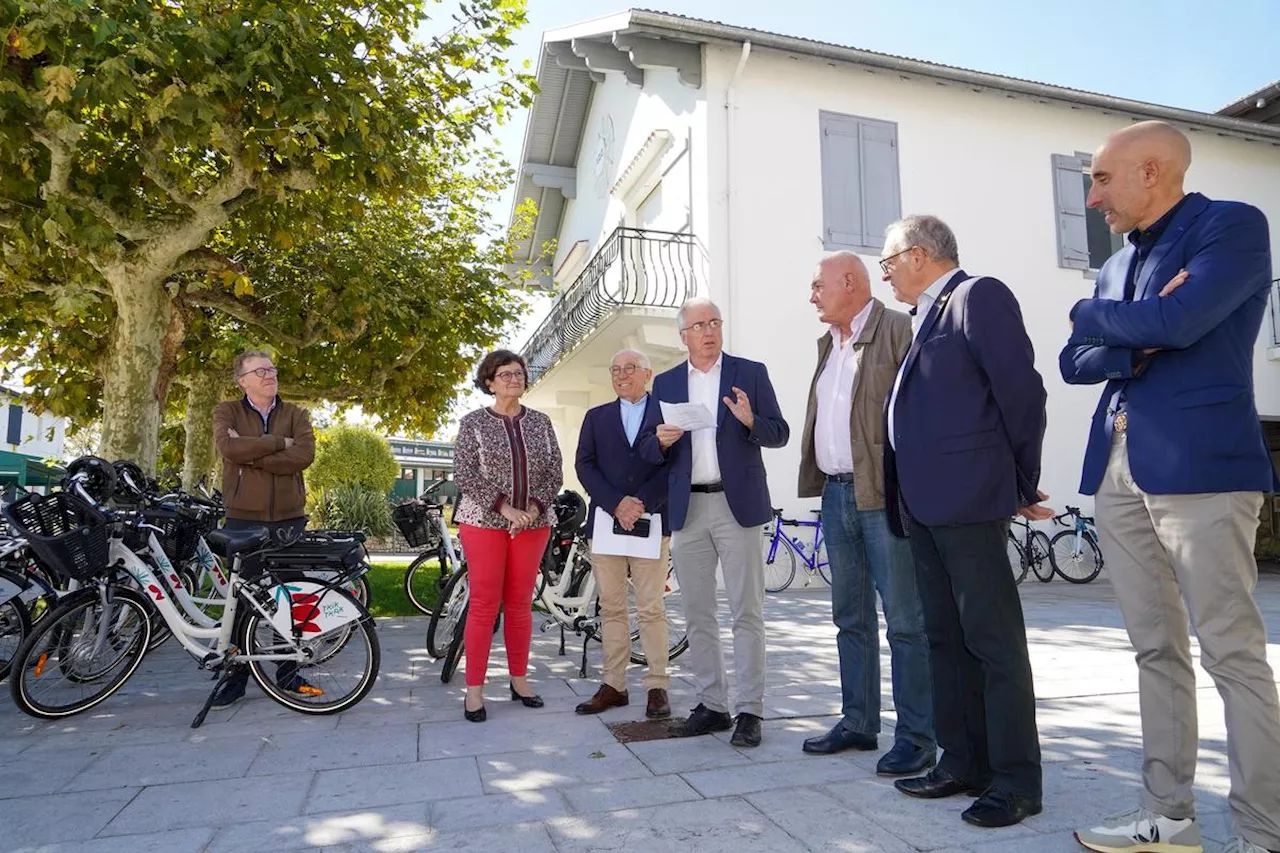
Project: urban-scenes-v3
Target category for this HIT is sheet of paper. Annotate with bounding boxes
[660,400,716,431]
[590,507,662,559]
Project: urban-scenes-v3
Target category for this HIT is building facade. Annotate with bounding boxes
[507,10,1280,518]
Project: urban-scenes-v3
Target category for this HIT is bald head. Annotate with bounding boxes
[810,251,872,334]
[1088,120,1191,233]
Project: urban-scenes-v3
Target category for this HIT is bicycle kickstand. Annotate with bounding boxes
[558,624,566,657]
[579,635,590,679]
[192,666,235,729]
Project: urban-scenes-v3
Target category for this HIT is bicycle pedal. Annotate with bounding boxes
[539,619,557,632]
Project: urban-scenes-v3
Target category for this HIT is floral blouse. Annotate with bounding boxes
[453,406,564,529]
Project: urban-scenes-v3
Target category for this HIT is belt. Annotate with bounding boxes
[1113,411,1128,434]
[690,482,724,493]
[825,472,856,483]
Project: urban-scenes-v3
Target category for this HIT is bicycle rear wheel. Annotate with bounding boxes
[0,596,32,682]
[239,587,380,715]
[761,527,797,593]
[1050,530,1103,583]
[10,588,152,719]
[439,604,466,684]
[1030,531,1055,582]
[816,539,832,586]
[1006,534,1028,585]
[427,568,468,658]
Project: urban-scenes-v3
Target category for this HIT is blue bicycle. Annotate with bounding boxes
[761,508,831,592]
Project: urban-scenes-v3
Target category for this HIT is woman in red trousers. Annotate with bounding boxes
[452,350,563,721]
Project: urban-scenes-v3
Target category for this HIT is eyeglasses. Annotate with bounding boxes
[681,318,723,334]
[609,364,646,376]
[878,247,918,275]
[494,369,527,382]
[238,367,278,379]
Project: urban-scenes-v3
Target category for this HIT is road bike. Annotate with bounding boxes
[1049,506,1104,583]
[1006,516,1053,584]
[762,508,830,592]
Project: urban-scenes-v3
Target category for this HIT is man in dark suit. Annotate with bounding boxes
[639,297,790,747]
[573,348,673,720]
[1063,121,1280,853]
[881,215,1050,828]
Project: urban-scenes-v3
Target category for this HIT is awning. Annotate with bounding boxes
[0,450,65,488]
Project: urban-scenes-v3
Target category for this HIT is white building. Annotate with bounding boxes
[0,385,68,489]
[506,10,1280,518]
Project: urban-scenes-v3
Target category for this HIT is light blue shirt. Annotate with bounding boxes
[619,395,648,446]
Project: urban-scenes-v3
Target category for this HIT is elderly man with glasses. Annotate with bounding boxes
[639,297,790,748]
[209,349,318,708]
[573,348,673,719]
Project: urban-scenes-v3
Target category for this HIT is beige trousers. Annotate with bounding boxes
[591,537,671,691]
[1096,432,1280,848]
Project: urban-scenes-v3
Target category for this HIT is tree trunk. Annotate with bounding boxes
[97,272,172,473]
[181,371,225,489]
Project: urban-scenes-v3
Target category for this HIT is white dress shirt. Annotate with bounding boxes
[888,269,964,450]
[687,355,723,484]
[814,300,875,475]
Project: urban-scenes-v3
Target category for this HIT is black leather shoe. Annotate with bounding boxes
[876,740,937,776]
[678,703,733,737]
[730,713,762,747]
[802,723,877,755]
[894,767,987,799]
[464,704,486,723]
[960,789,1042,827]
[509,682,544,708]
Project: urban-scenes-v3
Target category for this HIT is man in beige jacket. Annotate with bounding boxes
[796,251,934,775]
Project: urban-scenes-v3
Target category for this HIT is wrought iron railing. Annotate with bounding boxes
[521,227,706,383]
[1271,278,1280,348]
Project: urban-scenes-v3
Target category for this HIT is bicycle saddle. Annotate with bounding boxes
[206,527,271,559]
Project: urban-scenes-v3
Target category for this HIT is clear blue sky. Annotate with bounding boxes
[471,0,1278,351]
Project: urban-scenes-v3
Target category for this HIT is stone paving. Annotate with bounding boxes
[3,573,1279,853]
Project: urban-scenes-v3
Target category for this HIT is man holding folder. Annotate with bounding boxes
[574,348,673,719]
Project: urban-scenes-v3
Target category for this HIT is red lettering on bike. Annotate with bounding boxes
[148,583,165,601]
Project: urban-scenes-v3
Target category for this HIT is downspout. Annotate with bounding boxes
[723,40,751,351]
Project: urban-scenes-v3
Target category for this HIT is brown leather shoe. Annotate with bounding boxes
[575,684,629,715]
[646,688,671,719]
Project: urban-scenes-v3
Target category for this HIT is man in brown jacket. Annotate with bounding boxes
[210,349,317,707]
[796,252,935,775]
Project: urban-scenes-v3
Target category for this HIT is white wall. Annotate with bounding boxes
[703,43,1280,515]
[1,392,67,460]
[554,66,709,275]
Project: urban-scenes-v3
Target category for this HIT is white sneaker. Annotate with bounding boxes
[1074,807,1203,853]
[1222,838,1278,853]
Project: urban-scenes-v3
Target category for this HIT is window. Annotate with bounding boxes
[819,112,901,253]
[401,468,415,480]
[1052,153,1124,274]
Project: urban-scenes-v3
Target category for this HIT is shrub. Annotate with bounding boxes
[322,483,394,537]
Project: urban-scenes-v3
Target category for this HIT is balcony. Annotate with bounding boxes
[521,227,707,384]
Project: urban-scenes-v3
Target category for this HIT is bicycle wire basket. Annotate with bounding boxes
[392,502,440,549]
[1,491,110,581]
[136,507,203,564]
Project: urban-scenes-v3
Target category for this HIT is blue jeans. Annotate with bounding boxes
[822,479,934,748]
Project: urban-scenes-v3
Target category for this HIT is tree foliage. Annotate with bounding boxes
[0,0,534,470]
[307,423,399,496]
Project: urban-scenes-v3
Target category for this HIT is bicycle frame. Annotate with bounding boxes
[769,517,826,571]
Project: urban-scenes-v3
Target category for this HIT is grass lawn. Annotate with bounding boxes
[365,560,437,618]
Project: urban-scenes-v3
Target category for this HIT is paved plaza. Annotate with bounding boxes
[2,572,1279,853]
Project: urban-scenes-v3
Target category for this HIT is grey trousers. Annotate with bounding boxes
[671,492,767,717]
[1096,432,1280,848]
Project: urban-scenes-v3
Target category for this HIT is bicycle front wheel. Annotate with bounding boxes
[404,551,450,617]
[1030,531,1055,583]
[239,588,380,715]
[426,568,469,658]
[1050,531,1103,583]
[1006,534,1028,585]
[624,568,689,665]
[10,588,152,719]
[761,527,797,593]
[0,597,32,682]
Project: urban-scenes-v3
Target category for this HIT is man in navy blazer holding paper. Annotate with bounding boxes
[574,348,673,720]
[639,297,789,748]
[1063,121,1280,853]
[880,215,1049,829]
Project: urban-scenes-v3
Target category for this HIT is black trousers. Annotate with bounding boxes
[222,517,307,685]
[906,516,1042,798]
